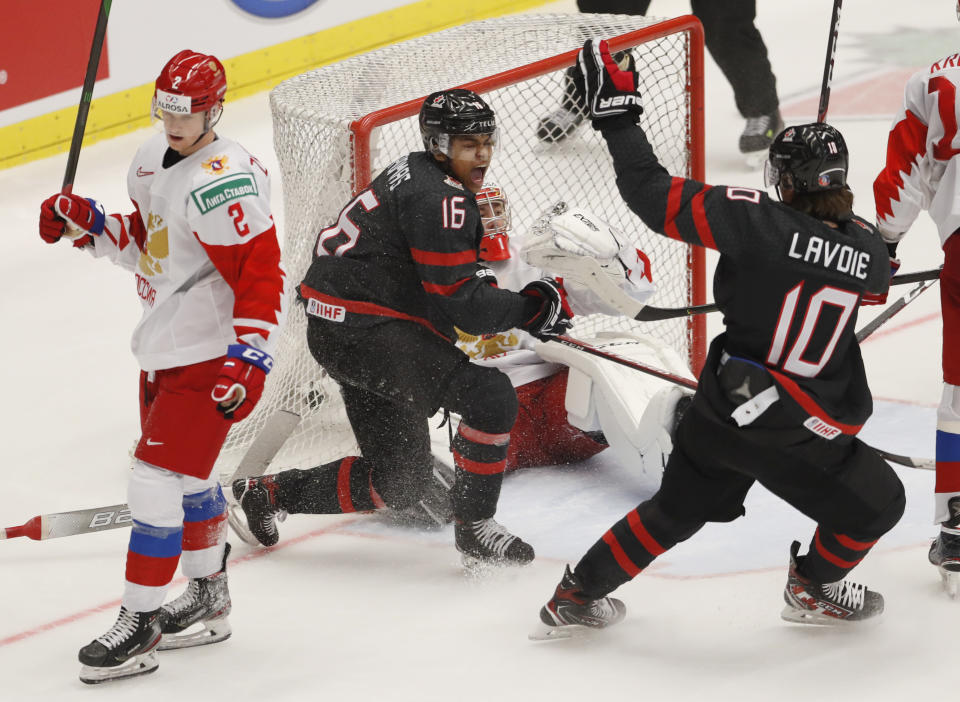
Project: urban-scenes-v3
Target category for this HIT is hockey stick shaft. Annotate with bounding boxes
[855,274,940,342]
[634,268,942,321]
[817,0,843,123]
[61,0,112,194]
[549,335,931,470]
[2,410,300,541]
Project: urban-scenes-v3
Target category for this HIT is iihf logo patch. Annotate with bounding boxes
[818,174,831,186]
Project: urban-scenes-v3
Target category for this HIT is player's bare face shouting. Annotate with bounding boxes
[445,134,495,193]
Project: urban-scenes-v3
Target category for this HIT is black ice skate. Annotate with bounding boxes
[385,459,455,529]
[739,109,784,162]
[781,541,884,625]
[536,66,586,144]
[928,530,960,598]
[78,607,162,684]
[157,542,233,650]
[530,565,626,640]
[232,476,282,547]
[536,51,636,143]
[455,517,535,568]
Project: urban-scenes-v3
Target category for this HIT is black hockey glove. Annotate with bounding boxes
[519,278,574,340]
[577,38,643,127]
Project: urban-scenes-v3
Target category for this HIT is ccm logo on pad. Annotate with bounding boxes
[307,298,346,322]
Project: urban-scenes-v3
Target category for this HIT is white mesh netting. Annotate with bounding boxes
[215,13,704,479]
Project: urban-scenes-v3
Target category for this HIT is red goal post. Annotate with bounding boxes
[217,14,707,476]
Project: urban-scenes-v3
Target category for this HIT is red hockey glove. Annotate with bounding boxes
[39,193,105,245]
[577,38,643,126]
[211,344,274,421]
[861,257,901,305]
[520,278,574,340]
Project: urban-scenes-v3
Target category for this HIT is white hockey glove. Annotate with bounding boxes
[522,201,655,317]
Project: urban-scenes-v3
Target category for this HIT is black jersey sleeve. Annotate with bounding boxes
[400,189,539,335]
[600,120,752,260]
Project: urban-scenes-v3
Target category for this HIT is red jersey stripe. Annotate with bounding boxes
[814,530,862,569]
[410,247,477,266]
[691,185,717,250]
[337,457,358,513]
[602,531,642,578]
[458,423,511,446]
[298,284,448,340]
[453,451,506,475]
[663,177,685,241]
[626,510,666,556]
[422,277,471,296]
[832,531,878,551]
[767,368,864,435]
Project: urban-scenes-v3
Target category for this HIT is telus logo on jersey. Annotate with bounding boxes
[787,231,871,280]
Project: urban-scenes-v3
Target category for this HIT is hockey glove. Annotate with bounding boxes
[861,256,901,306]
[39,193,105,245]
[212,344,274,421]
[519,278,574,340]
[577,39,643,127]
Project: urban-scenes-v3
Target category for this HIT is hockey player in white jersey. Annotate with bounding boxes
[38,50,287,682]
[459,181,694,486]
[873,14,960,596]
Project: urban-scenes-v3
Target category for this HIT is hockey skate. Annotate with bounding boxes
[232,476,283,547]
[455,517,535,569]
[781,541,884,625]
[157,543,232,650]
[536,51,635,144]
[78,607,162,684]
[928,530,960,598]
[384,459,455,529]
[530,565,626,640]
[740,109,784,166]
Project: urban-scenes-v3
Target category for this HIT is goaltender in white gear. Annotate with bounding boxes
[456,184,694,486]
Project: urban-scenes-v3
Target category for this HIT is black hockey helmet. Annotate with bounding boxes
[419,89,497,157]
[764,122,848,194]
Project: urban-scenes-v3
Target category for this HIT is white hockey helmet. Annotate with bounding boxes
[476,179,511,261]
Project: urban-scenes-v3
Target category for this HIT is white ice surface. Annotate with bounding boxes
[0,0,955,699]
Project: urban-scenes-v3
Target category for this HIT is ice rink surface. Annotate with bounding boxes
[0,0,955,699]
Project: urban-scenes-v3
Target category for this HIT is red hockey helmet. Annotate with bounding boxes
[476,180,511,261]
[153,50,227,119]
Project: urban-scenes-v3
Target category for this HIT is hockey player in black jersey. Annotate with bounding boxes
[233,89,573,567]
[532,40,906,637]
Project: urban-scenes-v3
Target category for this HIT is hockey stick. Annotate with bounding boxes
[633,268,943,321]
[61,0,113,195]
[1,410,300,541]
[855,271,941,342]
[548,335,932,471]
[818,0,843,122]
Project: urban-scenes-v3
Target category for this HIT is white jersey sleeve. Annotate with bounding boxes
[874,54,960,246]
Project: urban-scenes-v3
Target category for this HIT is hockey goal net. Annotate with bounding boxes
[216,13,706,478]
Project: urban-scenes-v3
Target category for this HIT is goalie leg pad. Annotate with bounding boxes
[541,335,694,487]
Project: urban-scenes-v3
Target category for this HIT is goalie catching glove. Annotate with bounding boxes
[522,202,655,317]
[39,193,105,246]
[577,38,644,125]
[519,278,574,340]
[212,344,274,421]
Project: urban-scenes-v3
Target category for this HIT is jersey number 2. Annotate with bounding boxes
[766,283,858,378]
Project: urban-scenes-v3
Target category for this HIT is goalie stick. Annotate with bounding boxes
[548,335,933,471]
[1,410,300,541]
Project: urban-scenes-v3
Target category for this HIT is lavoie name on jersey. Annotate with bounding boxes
[786,231,871,280]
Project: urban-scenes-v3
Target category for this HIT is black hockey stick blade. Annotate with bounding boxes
[633,268,942,322]
[61,0,113,194]
[874,448,934,471]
